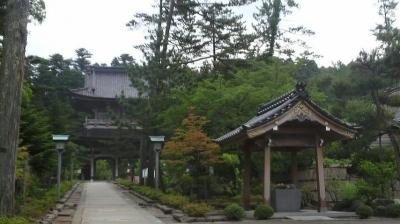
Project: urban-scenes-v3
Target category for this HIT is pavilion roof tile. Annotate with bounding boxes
[215,82,358,144]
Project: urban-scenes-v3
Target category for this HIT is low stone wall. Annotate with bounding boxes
[296,167,350,204]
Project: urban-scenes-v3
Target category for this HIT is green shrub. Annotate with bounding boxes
[160,195,189,209]
[332,200,353,211]
[135,186,164,200]
[116,179,133,189]
[338,182,358,201]
[386,204,400,218]
[183,203,213,217]
[20,181,73,219]
[224,203,245,221]
[374,205,387,217]
[0,217,33,224]
[254,204,274,220]
[356,205,373,219]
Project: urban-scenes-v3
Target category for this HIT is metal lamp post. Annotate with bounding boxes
[149,136,164,190]
[52,135,69,199]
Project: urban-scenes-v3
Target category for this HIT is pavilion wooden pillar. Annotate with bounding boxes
[263,139,272,205]
[290,151,298,186]
[315,135,327,212]
[242,141,252,209]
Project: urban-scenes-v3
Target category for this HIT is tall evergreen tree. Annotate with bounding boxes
[0,0,30,215]
[74,48,92,72]
[252,0,314,59]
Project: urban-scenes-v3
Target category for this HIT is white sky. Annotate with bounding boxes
[27,0,400,67]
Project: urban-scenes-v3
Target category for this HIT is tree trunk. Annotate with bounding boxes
[266,0,282,58]
[388,131,400,179]
[160,0,176,65]
[0,0,29,215]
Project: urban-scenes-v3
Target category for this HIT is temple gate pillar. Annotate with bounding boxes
[115,157,119,179]
[263,138,272,205]
[90,157,94,181]
[315,135,327,212]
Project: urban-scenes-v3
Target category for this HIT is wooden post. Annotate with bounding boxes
[115,157,119,179]
[242,141,252,209]
[290,151,298,186]
[315,135,327,212]
[90,157,94,181]
[139,136,144,185]
[263,138,272,205]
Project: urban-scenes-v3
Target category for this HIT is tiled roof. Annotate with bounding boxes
[71,66,139,99]
[215,82,358,144]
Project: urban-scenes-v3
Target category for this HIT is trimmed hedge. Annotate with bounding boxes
[254,204,274,220]
[160,195,189,209]
[116,179,190,210]
[387,204,400,218]
[356,205,373,219]
[182,203,213,217]
[224,203,245,220]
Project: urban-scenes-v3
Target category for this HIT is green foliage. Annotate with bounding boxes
[254,204,274,220]
[163,109,221,199]
[386,204,400,218]
[356,205,373,219]
[182,203,213,217]
[115,179,165,200]
[224,203,245,220]
[95,160,113,180]
[0,217,33,224]
[374,205,387,217]
[19,181,73,219]
[338,182,358,201]
[160,195,190,209]
[358,160,396,199]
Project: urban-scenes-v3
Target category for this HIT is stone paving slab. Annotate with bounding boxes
[72,182,165,224]
[286,216,335,220]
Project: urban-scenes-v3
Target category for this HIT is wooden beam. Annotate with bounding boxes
[315,135,328,212]
[270,136,314,148]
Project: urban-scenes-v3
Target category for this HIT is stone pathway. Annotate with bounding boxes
[72,182,165,224]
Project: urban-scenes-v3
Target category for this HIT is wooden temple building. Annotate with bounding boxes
[215,82,358,212]
[70,66,147,181]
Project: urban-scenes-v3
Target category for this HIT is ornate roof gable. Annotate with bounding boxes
[215,82,358,144]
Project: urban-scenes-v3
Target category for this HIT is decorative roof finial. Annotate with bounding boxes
[295,81,309,98]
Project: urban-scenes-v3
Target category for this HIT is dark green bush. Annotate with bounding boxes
[135,186,164,200]
[160,195,189,209]
[356,205,373,219]
[224,203,245,220]
[386,204,400,218]
[182,203,213,217]
[332,200,353,211]
[373,205,387,217]
[254,204,274,220]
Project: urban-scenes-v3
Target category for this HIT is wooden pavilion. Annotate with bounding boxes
[215,82,358,212]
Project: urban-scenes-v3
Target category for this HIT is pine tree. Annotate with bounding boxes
[74,48,92,72]
[252,0,314,59]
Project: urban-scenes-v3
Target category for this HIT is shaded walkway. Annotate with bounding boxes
[73,182,164,224]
